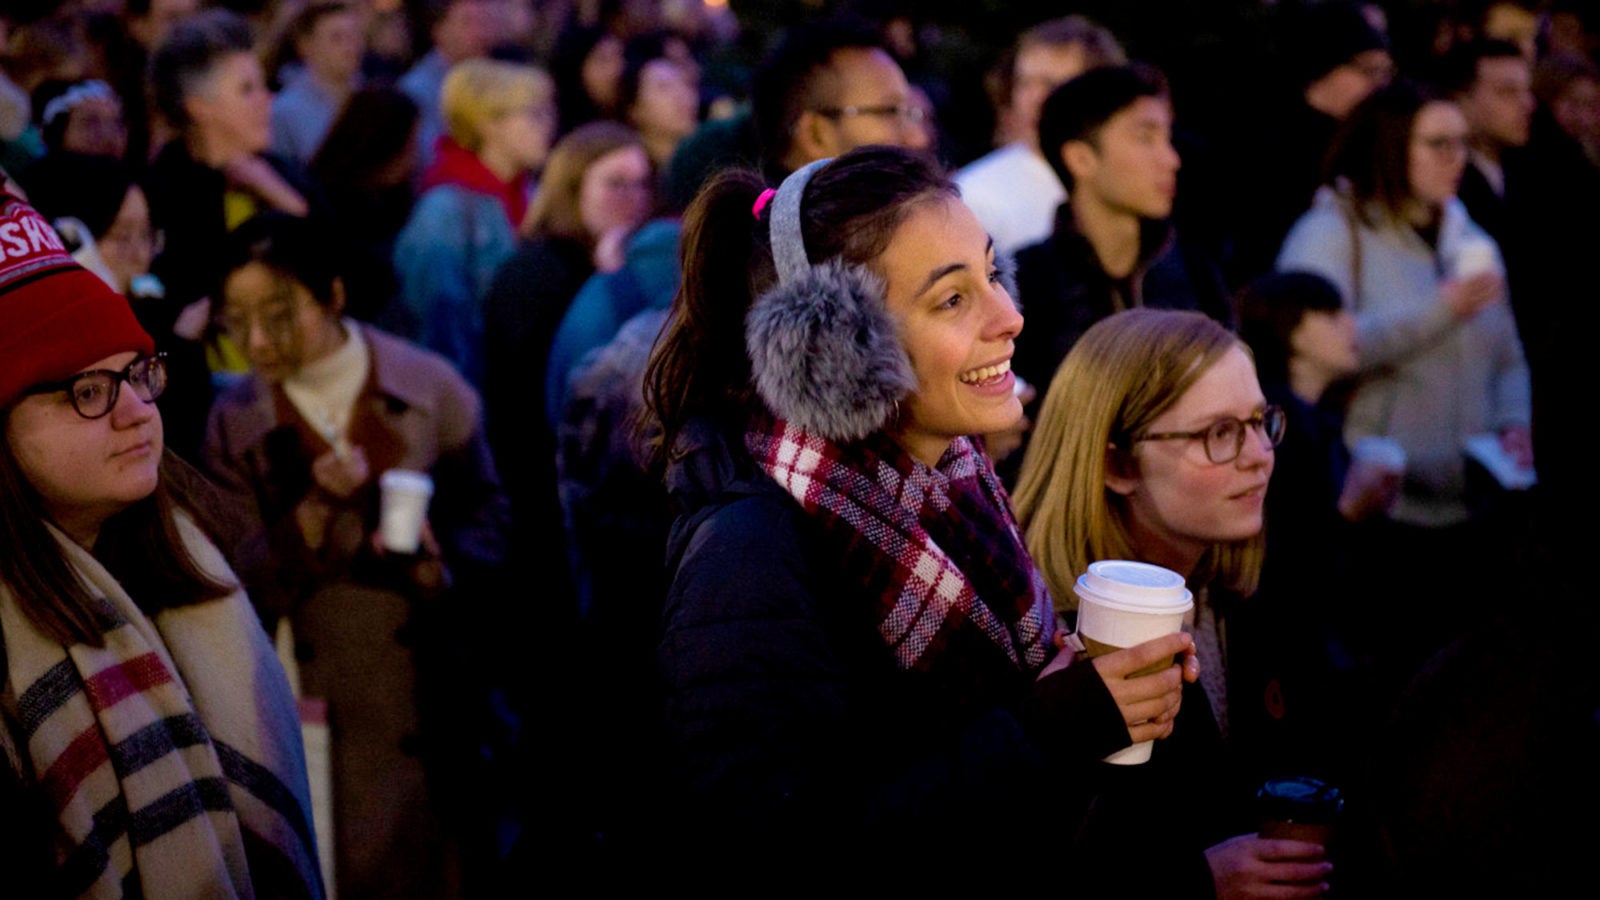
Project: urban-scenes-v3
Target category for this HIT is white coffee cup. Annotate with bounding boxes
[1073,560,1194,765]
[378,469,434,554]
[1452,237,1501,280]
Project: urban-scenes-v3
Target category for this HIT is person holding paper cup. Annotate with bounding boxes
[1276,78,1532,682]
[643,147,1199,882]
[1014,309,1332,900]
[201,213,510,898]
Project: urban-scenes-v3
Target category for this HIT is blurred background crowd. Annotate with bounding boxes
[2,0,1597,895]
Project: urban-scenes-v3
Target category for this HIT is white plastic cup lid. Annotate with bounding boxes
[379,469,434,495]
[1074,560,1193,614]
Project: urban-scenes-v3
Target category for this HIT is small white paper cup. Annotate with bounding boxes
[378,469,433,554]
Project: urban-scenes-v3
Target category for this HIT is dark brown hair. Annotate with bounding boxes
[0,428,234,648]
[642,145,955,477]
[1324,78,1448,225]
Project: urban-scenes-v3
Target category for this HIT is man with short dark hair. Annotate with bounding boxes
[1012,64,1232,395]
[955,16,1124,256]
[663,21,928,210]
[1442,38,1535,242]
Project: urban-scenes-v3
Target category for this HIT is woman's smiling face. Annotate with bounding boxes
[875,196,1024,466]
[1107,344,1275,575]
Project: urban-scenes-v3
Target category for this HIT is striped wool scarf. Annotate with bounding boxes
[0,513,322,899]
[746,415,1056,681]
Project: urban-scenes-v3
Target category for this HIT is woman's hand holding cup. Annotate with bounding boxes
[1091,632,1196,743]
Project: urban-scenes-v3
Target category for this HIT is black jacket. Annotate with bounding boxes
[1013,208,1235,395]
[654,418,1212,888]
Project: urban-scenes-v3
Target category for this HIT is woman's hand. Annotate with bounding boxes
[1090,632,1198,744]
[1337,456,1402,522]
[310,445,370,499]
[1439,272,1503,322]
[1500,423,1534,469]
[1205,833,1331,899]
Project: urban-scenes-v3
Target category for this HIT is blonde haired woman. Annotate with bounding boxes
[1014,308,1331,900]
[1014,309,1268,609]
[391,58,557,386]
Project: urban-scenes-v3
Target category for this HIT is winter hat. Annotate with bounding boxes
[745,158,917,442]
[0,191,153,407]
[1292,2,1389,87]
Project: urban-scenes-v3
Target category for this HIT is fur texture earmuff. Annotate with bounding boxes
[747,259,916,441]
[744,158,916,442]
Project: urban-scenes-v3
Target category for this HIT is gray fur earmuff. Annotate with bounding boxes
[745,159,916,442]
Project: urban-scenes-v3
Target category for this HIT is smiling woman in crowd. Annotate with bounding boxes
[641,147,1198,881]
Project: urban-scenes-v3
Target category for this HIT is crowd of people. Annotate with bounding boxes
[2,0,1599,896]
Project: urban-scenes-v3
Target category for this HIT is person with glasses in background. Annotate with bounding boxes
[203,212,510,899]
[0,190,321,897]
[1013,308,1332,900]
[1276,79,1531,692]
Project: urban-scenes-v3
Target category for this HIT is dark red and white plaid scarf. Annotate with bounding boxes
[747,414,1056,677]
[0,514,322,899]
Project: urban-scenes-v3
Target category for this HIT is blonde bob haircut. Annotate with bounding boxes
[441,58,553,153]
[1012,308,1264,611]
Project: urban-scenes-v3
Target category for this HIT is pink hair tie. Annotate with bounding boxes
[751,188,777,220]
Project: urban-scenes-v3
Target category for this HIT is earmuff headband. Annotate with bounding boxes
[768,158,831,287]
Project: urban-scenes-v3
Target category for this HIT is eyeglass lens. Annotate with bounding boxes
[68,356,167,418]
[1203,407,1285,463]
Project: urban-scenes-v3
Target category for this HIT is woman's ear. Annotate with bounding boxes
[329,277,348,316]
[1104,441,1139,496]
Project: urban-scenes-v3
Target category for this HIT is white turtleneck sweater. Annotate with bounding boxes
[282,319,369,453]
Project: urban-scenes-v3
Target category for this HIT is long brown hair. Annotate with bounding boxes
[1012,309,1265,608]
[522,121,649,246]
[0,430,234,648]
[641,146,956,478]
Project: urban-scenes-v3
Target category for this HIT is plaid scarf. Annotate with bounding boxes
[746,415,1056,680]
[0,514,322,899]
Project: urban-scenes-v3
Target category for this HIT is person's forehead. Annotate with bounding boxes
[1106,95,1171,131]
[1478,55,1531,87]
[828,47,906,101]
[1015,42,1087,82]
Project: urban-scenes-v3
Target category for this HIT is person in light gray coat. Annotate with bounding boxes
[1277,83,1530,529]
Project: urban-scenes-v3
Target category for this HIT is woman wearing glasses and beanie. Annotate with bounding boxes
[642,147,1198,885]
[0,191,321,897]
[1013,308,1331,900]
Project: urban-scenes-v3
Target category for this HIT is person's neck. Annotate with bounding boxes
[1288,359,1332,405]
[476,145,520,184]
[1470,136,1503,166]
[640,130,678,169]
[187,129,249,169]
[1072,197,1143,279]
[1127,515,1205,581]
[1302,81,1349,120]
[310,66,356,100]
[1403,198,1442,228]
[50,508,106,551]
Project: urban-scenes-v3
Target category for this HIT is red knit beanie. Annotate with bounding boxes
[0,191,154,408]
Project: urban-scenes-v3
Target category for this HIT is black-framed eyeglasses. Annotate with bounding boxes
[24,353,167,419]
[1132,404,1286,464]
[812,103,927,126]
